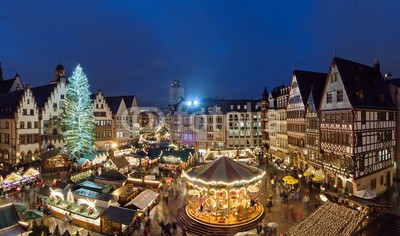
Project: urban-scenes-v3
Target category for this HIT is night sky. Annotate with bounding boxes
[1,1,400,107]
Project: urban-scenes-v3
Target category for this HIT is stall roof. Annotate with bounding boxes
[161,150,192,163]
[112,185,138,198]
[113,156,130,169]
[74,188,114,201]
[78,180,110,192]
[125,189,159,210]
[0,204,20,230]
[39,149,67,160]
[102,206,136,225]
[22,167,40,178]
[99,169,127,182]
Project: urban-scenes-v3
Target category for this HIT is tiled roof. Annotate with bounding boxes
[0,77,17,93]
[333,57,395,109]
[105,95,136,114]
[112,156,130,168]
[268,85,289,109]
[102,206,136,225]
[31,84,57,108]
[0,89,25,118]
[293,70,327,107]
[99,169,127,182]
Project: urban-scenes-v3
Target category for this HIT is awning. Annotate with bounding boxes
[22,168,40,179]
[304,166,315,176]
[3,172,23,184]
[314,169,325,179]
[271,151,290,161]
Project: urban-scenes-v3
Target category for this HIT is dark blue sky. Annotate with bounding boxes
[1,1,400,107]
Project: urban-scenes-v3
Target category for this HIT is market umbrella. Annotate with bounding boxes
[312,176,323,182]
[267,222,278,228]
[22,209,43,221]
[303,172,312,177]
[286,179,299,185]
[283,176,294,182]
[355,189,377,200]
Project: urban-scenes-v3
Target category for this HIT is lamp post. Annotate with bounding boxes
[298,174,302,189]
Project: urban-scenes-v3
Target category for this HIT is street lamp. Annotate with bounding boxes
[298,174,302,189]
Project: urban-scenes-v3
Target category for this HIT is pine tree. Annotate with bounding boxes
[62,65,95,159]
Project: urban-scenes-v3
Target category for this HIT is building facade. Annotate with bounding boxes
[93,90,114,150]
[387,78,400,178]
[287,71,326,170]
[0,63,24,94]
[320,57,396,195]
[0,85,40,164]
[169,99,262,152]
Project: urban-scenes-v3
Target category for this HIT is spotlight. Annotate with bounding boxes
[193,100,199,105]
[187,101,193,106]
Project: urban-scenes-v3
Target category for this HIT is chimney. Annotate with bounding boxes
[26,83,30,89]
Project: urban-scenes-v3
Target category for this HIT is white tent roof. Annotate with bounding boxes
[355,189,377,199]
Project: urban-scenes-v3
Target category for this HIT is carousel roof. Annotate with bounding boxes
[185,156,263,185]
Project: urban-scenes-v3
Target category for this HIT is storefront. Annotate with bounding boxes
[2,172,23,192]
[40,149,70,173]
[111,185,139,205]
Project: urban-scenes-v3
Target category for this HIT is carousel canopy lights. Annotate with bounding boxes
[182,156,265,187]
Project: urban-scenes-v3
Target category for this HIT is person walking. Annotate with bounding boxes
[270,178,275,189]
[303,195,309,208]
[172,220,177,233]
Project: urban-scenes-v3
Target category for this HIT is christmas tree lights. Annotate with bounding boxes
[62,65,95,159]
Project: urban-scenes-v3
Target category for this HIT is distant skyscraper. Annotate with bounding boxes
[169,79,185,105]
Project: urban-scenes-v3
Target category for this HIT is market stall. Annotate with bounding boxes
[125,189,159,219]
[2,172,23,192]
[46,197,102,231]
[94,169,127,188]
[22,168,40,185]
[182,156,265,225]
[112,185,139,205]
[101,206,136,235]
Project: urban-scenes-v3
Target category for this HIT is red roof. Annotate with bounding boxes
[186,156,262,185]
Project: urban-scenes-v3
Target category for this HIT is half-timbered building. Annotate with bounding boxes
[287,70,326,170]
[319,57,396,195]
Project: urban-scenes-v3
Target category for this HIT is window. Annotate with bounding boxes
[20,122,24,129]
[330,73,337,83]
[23,109,27,115]
[208,107,213,112]
[27,122,32,129]
[356,133,362,146]
[230,105,234,110]
[5,121,9,129]
[337,90,343,102]
[361,111,366,124]
[60,94,65,99]
[53,103,57,109]
[201,108,205,112]
[34,121,38,128]
[327,92,333,103]
[30,109,34,115]
[237,105,240,109]
[20,135,25,144]
[216,107,221,112]
[371,178,377,189]
[380,175,384,185]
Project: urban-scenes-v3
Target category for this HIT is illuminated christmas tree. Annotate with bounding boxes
[62,65,95,159]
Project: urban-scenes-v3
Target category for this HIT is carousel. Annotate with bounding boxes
[182,156,265,226]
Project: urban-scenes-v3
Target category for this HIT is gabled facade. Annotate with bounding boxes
[32,76,68,151]
[287,70,327,170]
[0,72,24,94]
[92,90,113,150]
[0,85,40,164]
[267,85,290,155]
[319,57,396,195]
[305,87,322,169]
[105,96,140,147]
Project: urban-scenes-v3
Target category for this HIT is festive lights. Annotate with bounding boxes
[182,170,265,187]
[50,188,65,201]
[62,64,95,159]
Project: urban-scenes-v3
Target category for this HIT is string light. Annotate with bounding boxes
[61,64,95,158]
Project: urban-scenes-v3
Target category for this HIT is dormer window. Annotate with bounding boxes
[356,90,364,102]
[377,93,385,104]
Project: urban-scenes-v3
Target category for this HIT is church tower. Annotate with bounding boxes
[52,63,65,84]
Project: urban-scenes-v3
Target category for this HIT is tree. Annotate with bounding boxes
[62,65,95,159]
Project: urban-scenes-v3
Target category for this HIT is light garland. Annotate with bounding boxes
[182,170,265,187]
[61,64,95,158]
